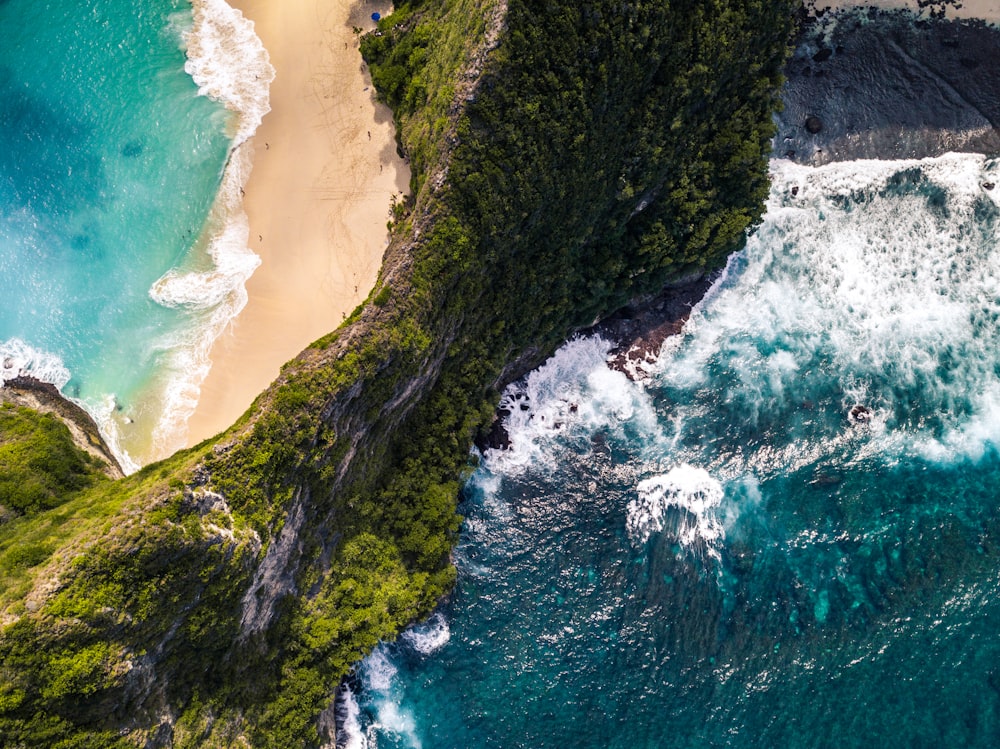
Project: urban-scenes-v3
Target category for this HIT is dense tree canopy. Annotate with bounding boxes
[0,0,794,744]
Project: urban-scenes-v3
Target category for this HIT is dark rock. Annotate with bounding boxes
[983,182,995,190]
[812,47,833,62]
[849,404,874,423]
[476,408,512,451]
[810,471,843,486]
[590,274,718,381]
[776,9,1000,165]
[3,374,60,396]
[805,115,823,134]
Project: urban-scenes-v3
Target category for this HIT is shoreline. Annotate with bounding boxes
[184,0,408,446]
[572,0,1000,402]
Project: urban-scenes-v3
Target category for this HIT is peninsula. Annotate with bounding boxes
[0,0,794,744]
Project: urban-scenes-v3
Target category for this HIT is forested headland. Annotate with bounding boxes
[0,0,795,744]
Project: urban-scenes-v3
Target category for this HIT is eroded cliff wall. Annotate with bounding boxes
[0,1,794,745]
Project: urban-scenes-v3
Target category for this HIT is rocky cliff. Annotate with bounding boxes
[0,0,795,745]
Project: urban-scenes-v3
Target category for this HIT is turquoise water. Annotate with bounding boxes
[0,0,268,467]
[346,154,1000,747]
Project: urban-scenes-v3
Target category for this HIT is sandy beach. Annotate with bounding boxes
[183,0,1000,449]
[185,0,408,445]
[817,0,1000,20]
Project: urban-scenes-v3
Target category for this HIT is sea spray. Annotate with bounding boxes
[627,465,726,555]
[0,339,71,390]
[361,646,424,749]
[336,686,370,749]
[183,0,274,147]
[665,154,1000,472]
[345,152,1000,747]
[400,613,452,656]
[487,335,664,475]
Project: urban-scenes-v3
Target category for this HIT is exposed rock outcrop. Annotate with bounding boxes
[0,375,123,479]
[777,7,1000,164]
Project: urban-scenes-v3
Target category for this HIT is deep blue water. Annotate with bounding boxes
[346,154,1000,748]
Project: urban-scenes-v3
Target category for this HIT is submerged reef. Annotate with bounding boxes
[0,0,794,744]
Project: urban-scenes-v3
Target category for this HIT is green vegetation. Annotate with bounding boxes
[0,405,109,521]
[362,0,501,196]
[0,0,795,745]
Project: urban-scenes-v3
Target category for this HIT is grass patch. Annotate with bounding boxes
[0,405,109,520]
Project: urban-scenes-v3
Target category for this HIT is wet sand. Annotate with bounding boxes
[185,0,408,445]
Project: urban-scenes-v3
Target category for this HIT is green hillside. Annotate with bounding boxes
[0,1,794,744]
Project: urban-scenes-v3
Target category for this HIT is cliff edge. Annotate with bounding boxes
[0,377,123,483]
[0,0,795,745]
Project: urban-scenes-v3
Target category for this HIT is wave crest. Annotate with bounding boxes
[401,613,451,656]
[0,339,71,389]
[184,0,275,146]
[627,465,725,557]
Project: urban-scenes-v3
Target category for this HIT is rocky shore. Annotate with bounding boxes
[0,376,123,479]
[777,6,1000,165]
[576,6,1000,397]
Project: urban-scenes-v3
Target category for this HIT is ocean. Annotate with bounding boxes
[344,153,1000,747]
[7,3,1000,745]
[0,0,271,469]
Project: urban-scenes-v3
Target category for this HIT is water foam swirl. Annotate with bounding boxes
[0,339,71,389]
[144,0,272,456]
[627,465,725,556]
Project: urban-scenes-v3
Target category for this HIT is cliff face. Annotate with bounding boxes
[0,377,123,482]
[777,7,1000,165]
[0,1,794,745]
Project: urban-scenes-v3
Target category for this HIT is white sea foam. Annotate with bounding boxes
[361,646,399,694]
[137,0,272,458]
[0,339,71,389]
[486,335,662,474]
[360,645,423,749]
[401,613,451,656]
[661,153,1000,468]
[183,0,275,146]
[336,686,368,749]
[146,133,261,457]
[626,465,726,557]
[369,701,422,749]
[82,394,142,476]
